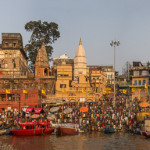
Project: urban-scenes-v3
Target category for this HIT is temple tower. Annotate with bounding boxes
[74,39,89,81]
[35,43,50,78]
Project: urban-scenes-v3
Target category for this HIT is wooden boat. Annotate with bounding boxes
[56,126,78,136]
[142,131,150,138]
[104,127,115,133]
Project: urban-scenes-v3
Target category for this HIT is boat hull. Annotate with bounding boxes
[57,126,78,136]
[43,128,54,134]
[10,128,44,136]
[142,131,150,138]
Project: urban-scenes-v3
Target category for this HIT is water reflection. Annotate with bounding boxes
[0,133,150,150]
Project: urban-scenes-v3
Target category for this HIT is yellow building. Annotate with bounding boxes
[55,65,73,96]
[89,66,106,96]
[130,62,150,101]
[50,40,106,103]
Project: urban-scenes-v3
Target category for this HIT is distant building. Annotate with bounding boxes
[129,61,150,101]
[88,66,106,95]
[116,75,129,94]
[53,54,74,67]
[100,66,115,85]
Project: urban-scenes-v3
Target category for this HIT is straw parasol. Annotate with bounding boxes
[64,108,72,114]
[50,107,60,113]
[47,114,55,120]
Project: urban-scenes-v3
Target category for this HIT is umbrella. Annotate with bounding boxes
[30,114,40,119]
[50,107,60,113]
[47,114,55,120]
[139,102,149,107]
[80,107,88,112]
[64,108,72,114]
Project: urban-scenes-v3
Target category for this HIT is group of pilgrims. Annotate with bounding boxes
[48,94,138,132]
[0,93,146,133]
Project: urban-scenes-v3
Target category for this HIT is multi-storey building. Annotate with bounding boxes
[0,34,55,111]
[0,33,28,77]
[100,66,115,85]
[129,61,150,101]
[88,66,106,95]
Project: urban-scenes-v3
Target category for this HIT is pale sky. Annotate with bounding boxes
[1,0,150,74]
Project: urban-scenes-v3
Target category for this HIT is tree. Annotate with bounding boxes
[25,20,60,71]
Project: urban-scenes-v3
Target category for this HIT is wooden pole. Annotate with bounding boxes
[62,103,64,122]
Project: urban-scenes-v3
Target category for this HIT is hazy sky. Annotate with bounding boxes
[1,0,150,74]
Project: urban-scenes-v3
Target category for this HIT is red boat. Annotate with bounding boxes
[38,121,54,134]
[142,131,150,138]
[56,126,78,136]
[10,121,54,136]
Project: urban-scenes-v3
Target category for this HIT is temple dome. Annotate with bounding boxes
[75,39,86,57]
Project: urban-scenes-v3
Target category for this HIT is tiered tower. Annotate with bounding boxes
[35,43,50,78]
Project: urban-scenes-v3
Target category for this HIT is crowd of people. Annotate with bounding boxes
[0,93,147,133]
[47,94,139,132]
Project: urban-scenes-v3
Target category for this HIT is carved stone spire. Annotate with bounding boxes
[35,43,49,68]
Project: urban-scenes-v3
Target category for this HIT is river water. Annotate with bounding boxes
[0,132,150,150]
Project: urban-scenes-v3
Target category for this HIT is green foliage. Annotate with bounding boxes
[25,20,60,71]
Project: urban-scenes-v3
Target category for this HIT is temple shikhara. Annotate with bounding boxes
[0,33,106,111]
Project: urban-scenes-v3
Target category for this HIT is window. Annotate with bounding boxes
[60,84,66,88]
[9,54,11,58]
[110,74,112,79]
[14,63,16,68]
[143,80,146,85]
[5,53,7,58]
[0,64,1,68]
[139,80,141,85]
[134,80,137,85]
[5,43,8,46]
[13,43,16,47]
[69,80,72,87]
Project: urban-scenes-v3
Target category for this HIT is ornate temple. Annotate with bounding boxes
[45,39,106,104]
